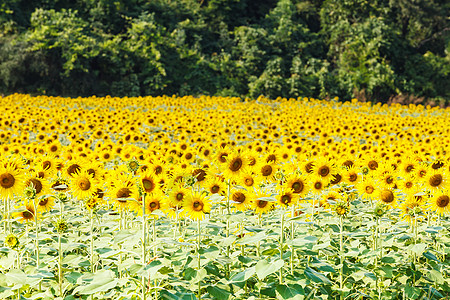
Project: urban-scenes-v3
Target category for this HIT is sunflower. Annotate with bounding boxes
[12,202,36,223]
[64,159,84,178]
[83,162,105,182]
[4,233,19,249]
[424,169,448,191]
[342,166,360,185]
[399,157,418,177]
[376,188,400,208]
[310,178,325,195]
[240,172,260,188]
[400,196,425,223]
[70,170,97,200]
[312,157,335,184]
[183,192,211,220]
[376,167,397,189]
[398,174,417,194]
[223,152,248,180]
[256,161,277,183]
[142,192,168,218]
[0,163,25,198]
[230,188,253,212]
[24,173,50,198]
[108,174,139,211]
[356,177,377,200]
[139,171,159,195]
[428,190,450,215]
[415,163,429,179]
[205,176,226,195]
[283,174,308,197]
[277,189,299,208]
[252,190,275,215]
[37,196,56,212]
[321,191,340,209]
[168,184,189,208]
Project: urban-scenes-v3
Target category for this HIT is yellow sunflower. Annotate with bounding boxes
[283,174,308,197]
[12,202,36,223]
[70,170,97,200]
[230,188,254,212]
[223,151,248,181]
[428,190,450,215]
[0,163,25,198]
[252,190,275,215]
[183,192,211,220]
[276,189,299,208]
[376,188,400,208]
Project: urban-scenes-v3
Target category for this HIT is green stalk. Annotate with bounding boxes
[142,193,147,300]
[339,215,344,300]
[32,196,41,292]
[279,209,285,284]
[90,209,95,272]
[290,205,295,275]
[152,218,157,258]
[197,218,201,300]
[58,232,63,297]
[226,179,231,278]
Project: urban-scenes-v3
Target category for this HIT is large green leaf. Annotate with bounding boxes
[255,259,284,280]
[276,284,305,299]
[304,266,332,285]
[206,285,231,300]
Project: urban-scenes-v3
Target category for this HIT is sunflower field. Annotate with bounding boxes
[0,94,450,300]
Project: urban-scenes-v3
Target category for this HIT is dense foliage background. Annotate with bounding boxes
[0,0,449,103]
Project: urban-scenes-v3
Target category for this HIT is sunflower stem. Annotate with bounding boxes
[90,208,95,272]
[339,215,344,299]
[142,192,147,300]
[197,218,201,300]
[152,218,157,257]
[32,196,41,292]
[279,209,285,284]
[226,179,231,279]
[58,232,63,297]
[290,205,295,275]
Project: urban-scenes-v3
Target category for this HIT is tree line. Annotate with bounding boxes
[0,0,449,104]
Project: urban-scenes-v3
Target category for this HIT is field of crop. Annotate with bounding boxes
[0,94,449,299]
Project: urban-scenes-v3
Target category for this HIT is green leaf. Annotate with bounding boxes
[160,290,196,300]
[423,251,440,262]
[304,266,332,285]
[237,231,267,245]
[429,269,444,285]
[65,272,82,284]
[409,243,427,256]
[73,270,118,295]
[229,266,255,283]
[256,259,284,280]
[206,285,231,300]
[381,257,395,264]
[276,284,305,299]
[405,284,421,299]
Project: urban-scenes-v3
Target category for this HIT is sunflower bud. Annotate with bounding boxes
[24,185,36,200]
[54,219,69,234]
[5,234,19,249]
[374,203,386,217]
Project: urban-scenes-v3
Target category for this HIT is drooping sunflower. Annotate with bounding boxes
[24,172,50,198]
[37,196,56,212]
[0,163,25,198]
[70,170,97,200]
[230,188,254,212]
[183,192,211,220]
[108,173,139,211]
[223,151,248,181]
[320,190,341,209]
[12,202,36,223]
[428,190,450,215]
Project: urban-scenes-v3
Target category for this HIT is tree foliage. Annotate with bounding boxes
[0,0,448,103]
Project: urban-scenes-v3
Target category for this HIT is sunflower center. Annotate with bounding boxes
[365,186,374,194]
[244,177,254,186]
[78,178,91,191]
[405,165,414,172]
[23,210,33,219]
[155,166,163,175]
[219,153,228,163]
[430,174,443,187]
[380,190,394,204]
[368,160,378,170]
[176,193,184,201]
[29,179,43,194]
[266,154,276,163]
[87,169,95,177]
[248,157,256,166]
[149,201,159,209]
[232,192,245,203]
[419,170,426,177]
[185,153,193,160]
[211,185,220,194]
[305,162,314,173]
[432,162,444,169]
[292,181,304,193]
[193,169,206,182]
[142,179,155,192]
[314,182,322,190]
[261,165,273,176]
[330,174,342,185]
[39,198,48,206]
[257,200,268,208]
[349,173,358,182]
[386,176,393,184]
[43,161,52,170]
[0,173,15,189]
[67,164,81,176]
[437,195,449,208]
[405,182,413,188]
[230,158,243,172]
[343,160,353,168]
[281,195,291,204]
[193,201,203,211]
[318,166,330,177]
[117,188,131,200]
